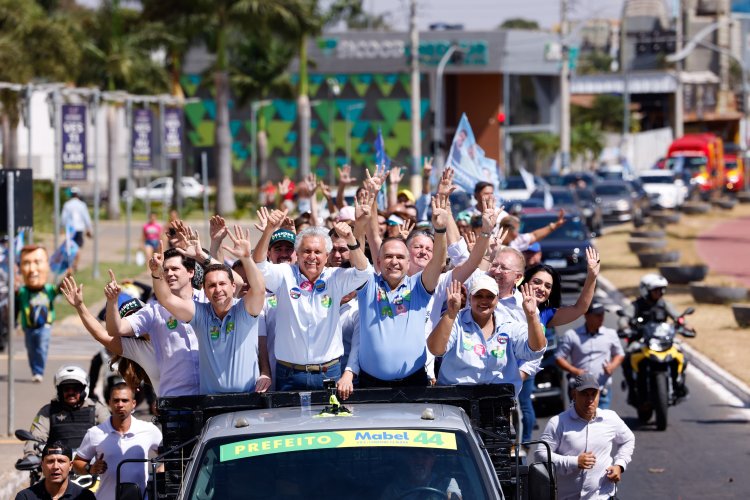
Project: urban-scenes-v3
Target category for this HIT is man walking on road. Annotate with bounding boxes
[60,187,92,272]
[535,373,634,500]
[556,303,625,409]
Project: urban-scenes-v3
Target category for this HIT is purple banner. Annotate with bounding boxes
[61,104,87,181]
[132,108,154,169]
[163,107,183,160]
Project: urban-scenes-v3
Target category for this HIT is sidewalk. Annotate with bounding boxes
[695,212,750,287]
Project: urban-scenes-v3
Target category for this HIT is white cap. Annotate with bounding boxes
[469,274,499,296]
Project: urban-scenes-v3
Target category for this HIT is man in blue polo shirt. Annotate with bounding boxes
[150,227,271,394]
[340,195,449,393]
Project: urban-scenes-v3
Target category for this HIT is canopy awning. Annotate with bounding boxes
[571,70,720,95]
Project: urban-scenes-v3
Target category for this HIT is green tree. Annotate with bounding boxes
[514,132,559,173]
[0,0,81,169]
[571,121,604,167]
[571,94,624,132]
[326,0,391,30]
[499,18,540,30]
[576,51,614,75]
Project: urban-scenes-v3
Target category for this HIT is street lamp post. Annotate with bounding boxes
[345,102,366,167]
[434,44,459,171]
[250,99,272,189]
[327,78,341,186]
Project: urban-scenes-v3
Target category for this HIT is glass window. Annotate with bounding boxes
[520,217,587,241]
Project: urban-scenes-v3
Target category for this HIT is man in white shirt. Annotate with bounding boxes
[60,187,92,272]
[73,383,162,500]
[535,373,635,500]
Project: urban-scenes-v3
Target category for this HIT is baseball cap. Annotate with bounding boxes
[270,229,295,247]
[573,372,600,392]
[469,274,499,296]
[118,294,145,318]
[397,188,415,202]
[337,206,356,222]
[42,441,73,460]
[586,302,605,315]
[525,242,541,253]
[68,186,81,195]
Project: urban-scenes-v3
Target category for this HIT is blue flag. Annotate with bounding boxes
[374,127,390,210]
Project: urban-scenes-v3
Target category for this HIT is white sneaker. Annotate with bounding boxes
[32,374,43,383]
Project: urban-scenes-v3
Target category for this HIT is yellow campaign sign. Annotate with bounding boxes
[220,429,457,462]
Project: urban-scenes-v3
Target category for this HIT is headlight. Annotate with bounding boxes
[616,200,630,210]
[583,208,593,217]
[728,174,740,183]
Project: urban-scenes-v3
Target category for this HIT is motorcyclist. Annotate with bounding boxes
[17,366,109,467]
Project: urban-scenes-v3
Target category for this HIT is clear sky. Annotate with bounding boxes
[362,0,628,31]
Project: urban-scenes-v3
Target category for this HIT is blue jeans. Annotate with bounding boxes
[598,386,611,409]
[24,325,50,376]
[275,361,342,391]
[519,376,536,443]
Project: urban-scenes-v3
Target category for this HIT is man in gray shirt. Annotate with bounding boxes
[556,302,624,409]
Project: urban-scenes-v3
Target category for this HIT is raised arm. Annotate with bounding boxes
[436,167,462,247]
[549,247,600,327]
[521,282,546,352]
[222,225,266,316]
[174,220,243,285]
[427,280,461,355]
[387,167,404,210]
[333,220,368,271]
[150,241,195,323]
[452,197,504,284]
[61,276,122,356]
[529,208,565,244]
[104,269,134,337]
[209,215,229,263]
[335,165,357,209]
[252,207,288,263]
[421,195,449,293]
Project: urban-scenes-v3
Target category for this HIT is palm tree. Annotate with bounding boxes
[0,0,81,169]
[76,0,169,219]
[142,0,310,215]
[571,122,604,168]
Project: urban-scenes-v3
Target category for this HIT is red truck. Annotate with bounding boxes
[665,134,726,199]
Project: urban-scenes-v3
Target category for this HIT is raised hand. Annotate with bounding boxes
[265,208,289,234]
[554,208,566,228]
[520,282,537,316]
[397,219,415,240]
[431,194,450,231]
[278,177,291,196]
[302,174,316,196]
[364,164,388,193]
[60,276,84,308]
[463,230,476,251]
[223,225,253,260]
[438,167,457,197]
[148,242,165,276]
[422,157,433,178]
[281,216,296,233]
[338,164,357,185]
[446,280,463,316]
[389,167,404,185]
[333,221,354,241]
[317,180,332,199]
[104,269,122,300]
[354,189,374,221]
[481,196,503,233]
[209,215,228,243]
[255,207,269,233]
[175,228,203,261]
[586,247,601,277]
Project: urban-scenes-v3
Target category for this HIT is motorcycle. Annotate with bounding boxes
[14,429,98,490]
[618,307,696,431]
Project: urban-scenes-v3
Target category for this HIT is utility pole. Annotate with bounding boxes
[674,0,684,138]
[409,0,422,193]
[560,0,571,171]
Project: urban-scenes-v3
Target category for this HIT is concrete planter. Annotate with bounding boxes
[680,201,711,215]
[690,283,748,305]
[658,264,709,285]
[713,198,737,210]
[737,191,750,204]
[627,238,667,253]
[650,211,681,226]
[636,250,680,268]
[732,304,750,328]
[630,229,666,239]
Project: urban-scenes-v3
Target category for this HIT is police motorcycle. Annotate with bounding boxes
[14,429,97,489]
[618,306,696,431]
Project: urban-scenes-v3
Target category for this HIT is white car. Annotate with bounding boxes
[125,177,211,202]
[638,169,687,209]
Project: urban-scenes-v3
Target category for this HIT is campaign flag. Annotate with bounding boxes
[374,127,389,210]
[49,225,79,275]
[445,113,500,194]
[61,104,87,181]
[163,107,183,160]
[132,108,154,169]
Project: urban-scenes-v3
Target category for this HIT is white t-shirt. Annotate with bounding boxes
[76,417,162,500]
[121,337,161,396]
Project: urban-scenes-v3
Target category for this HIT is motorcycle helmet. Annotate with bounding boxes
[54,365,89,404]
[639,273,668,298]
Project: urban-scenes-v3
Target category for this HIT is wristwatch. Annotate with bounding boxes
[201,253,212,268]
[85,463,92,474]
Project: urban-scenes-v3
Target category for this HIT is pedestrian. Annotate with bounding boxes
[15,441,95,500]
[535,373,634,500]
[60,187,92,272]
[17,245,62,382]
[556,303,625,409]
[142,212,162,262]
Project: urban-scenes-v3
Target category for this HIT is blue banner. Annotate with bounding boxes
[163,107,183,160]
[61,104,87,181]
[445,113,500,193]
[132,108,154,169]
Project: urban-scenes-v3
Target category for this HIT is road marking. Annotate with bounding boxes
[687,365,748,411]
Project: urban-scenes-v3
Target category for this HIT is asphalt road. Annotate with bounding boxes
[533,298,750,500]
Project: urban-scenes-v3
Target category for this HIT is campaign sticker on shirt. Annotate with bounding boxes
[166,316,178,330]
[490,346,506,359]
[314,279,326,292]
[320,294,332,308]
[267,295,278,308]
[393,295,403,305]
[290,287,302,299]
[226,321,235,335]
[380,305,393,318]
[395,303,407,315]
[210,325,220,340]
[377,287,386,302]
[497,333,509,345]
[300,280,313,292]
[462,338,473,351]
[473,344,487,357]
[402,291,411,302]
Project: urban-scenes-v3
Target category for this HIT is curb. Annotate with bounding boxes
[598,274,750,407]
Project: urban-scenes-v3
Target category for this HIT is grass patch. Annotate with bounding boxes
[597,203,750,386]
[54,261,149,321]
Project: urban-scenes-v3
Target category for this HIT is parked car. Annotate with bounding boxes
[596,164,632,181]
[123,176,211,202]
[528,186,602,237]
[519,211,594,286]
[561,171,598,188]
[573,186,604,236]
[593,180,646,226]
[638,169,688,209]
[498,176,534,201]
[625,177,653,217]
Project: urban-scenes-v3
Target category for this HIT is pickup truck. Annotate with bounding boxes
[117,384,556,500]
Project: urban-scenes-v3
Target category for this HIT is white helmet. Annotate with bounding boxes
[54,365,90,403]
[639,273,668,298]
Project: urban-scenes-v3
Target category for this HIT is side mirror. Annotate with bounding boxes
[14,429,40,443]
[683,307,695,316]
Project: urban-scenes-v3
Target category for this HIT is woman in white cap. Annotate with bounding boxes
[427,275,545,392]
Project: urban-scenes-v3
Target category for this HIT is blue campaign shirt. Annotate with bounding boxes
[357,272,433,380]
[190,298,260,394]
[539,307,558,328]
[437,308,545,394]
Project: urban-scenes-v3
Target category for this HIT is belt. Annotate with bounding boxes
[278,358,340,373]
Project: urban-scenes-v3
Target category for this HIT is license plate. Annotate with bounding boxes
[545,259,567,268]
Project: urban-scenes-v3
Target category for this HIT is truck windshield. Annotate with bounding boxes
[187,429,492,500]
[665,155,707,175]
